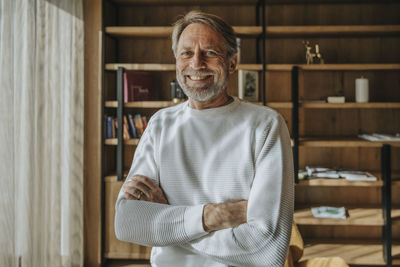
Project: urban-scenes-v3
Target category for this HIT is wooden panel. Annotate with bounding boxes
[300,109,400,137]
[116,5,258,26]
[298,225,400,240]
[84,0,102,266]
[295,186,381,206]
[105,180,152,259]
[267,37,400,64]
[267,3,400,26]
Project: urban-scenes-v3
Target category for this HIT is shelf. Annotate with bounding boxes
[266,102,293,109]
[104,138,140,146]
[267,102,400,109]
[105,63,262,71]
[300,102,400,109]
[294,208,400,226]
[299,137,400,147]
[266,25,400,36]
[302,241,400,266]
[105,100,181,108]
[266,64,400,71]
[297,178,383,187]
[105,26,262,37]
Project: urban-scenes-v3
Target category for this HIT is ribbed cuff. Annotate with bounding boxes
[184,204,207,239]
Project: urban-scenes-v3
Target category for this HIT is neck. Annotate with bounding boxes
[188,90,233,110]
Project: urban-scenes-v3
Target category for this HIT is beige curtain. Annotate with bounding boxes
[0,0,84,266]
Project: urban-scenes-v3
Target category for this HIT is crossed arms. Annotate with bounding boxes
[115,115,294,266]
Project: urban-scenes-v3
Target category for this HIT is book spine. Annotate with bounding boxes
[127,114,138,138]
[106,116,113,139]
[123,72,128,103]
[123,115,130,140]
[133,114,144,137]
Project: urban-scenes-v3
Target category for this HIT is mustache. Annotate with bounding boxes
[182,70,215,76]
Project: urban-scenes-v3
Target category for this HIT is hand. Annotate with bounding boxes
[203,200,247,232]
[122,174,169,204]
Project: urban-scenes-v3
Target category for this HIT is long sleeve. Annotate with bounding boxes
[180,115,294,267]
[114,118,208,247]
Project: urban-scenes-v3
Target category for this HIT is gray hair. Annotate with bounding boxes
[171,11,238,59]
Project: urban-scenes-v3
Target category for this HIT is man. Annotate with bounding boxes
[115,11,294,267]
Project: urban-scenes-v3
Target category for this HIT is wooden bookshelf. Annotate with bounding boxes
[84,1,400,266]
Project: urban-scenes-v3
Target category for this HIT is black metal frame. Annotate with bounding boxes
[291,66,299,184]
[256,0,266,105]
[381,144,392,266]
[116,67,125,182]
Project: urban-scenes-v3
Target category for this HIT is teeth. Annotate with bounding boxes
[189,75,207,81]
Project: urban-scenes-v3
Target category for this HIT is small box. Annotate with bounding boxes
[327,96,345,103]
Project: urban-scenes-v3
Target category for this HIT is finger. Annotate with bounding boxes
[124,186,140,199]
[132,175,159,190]
[124,192,135,200]
[134,182,152,198]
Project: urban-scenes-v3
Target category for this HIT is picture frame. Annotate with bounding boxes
[238,70,259,102]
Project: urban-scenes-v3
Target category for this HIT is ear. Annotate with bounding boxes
[228,53,238,74]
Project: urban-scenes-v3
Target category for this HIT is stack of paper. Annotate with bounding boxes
[358,133,400,142]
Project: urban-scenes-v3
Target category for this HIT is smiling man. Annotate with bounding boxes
[115,11,294,267]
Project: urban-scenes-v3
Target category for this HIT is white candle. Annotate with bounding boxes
[355,77,369,103]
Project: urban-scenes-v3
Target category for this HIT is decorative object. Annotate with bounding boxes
[303,40,324,64]
[238,70,259,101]
[355,77,369,103]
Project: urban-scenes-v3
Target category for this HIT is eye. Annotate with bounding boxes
[206,50,217,56]
[180,51,192,57]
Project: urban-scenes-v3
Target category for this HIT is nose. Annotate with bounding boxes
[190,51,206,69]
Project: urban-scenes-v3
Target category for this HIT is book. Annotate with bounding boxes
[127,114,138,138]
[105,116,113,139]
[133,114,145,137]
[124,71,157,102]
[123,116,130,140]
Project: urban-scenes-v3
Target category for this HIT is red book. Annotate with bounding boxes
[124,71,157,102]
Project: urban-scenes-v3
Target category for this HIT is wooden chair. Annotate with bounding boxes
[284,223,349,267]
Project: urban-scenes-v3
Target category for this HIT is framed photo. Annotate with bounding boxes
[238,70,259,102]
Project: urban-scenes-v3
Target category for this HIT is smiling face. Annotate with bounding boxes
[175,23,237,103]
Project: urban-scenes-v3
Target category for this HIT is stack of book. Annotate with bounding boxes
[105,114,147,139]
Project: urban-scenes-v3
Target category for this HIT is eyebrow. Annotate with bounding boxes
[180,45,223,52]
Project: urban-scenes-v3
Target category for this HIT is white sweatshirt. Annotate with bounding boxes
[115,97,294,267]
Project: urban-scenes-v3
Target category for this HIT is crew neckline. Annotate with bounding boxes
[184,96,241,116]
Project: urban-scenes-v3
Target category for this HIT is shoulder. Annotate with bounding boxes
[236,99,284,127]
[146,101,187,128]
